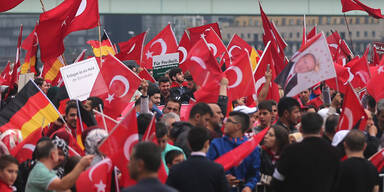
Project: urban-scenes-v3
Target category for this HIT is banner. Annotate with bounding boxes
[152,53,179,80]
[60,57,100,101]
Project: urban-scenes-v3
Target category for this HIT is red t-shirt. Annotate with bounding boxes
[0,180,12,192]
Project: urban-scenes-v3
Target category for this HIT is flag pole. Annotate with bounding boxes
[39,0,46,12]
[343,14,355,54]
[92,109,119,124]
[98,104,108,132]
[98,21,103,68]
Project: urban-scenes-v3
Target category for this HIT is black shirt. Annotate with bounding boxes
[336,157,379,192]
[271,137,340,192]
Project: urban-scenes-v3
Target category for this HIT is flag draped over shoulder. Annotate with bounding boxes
[0,80,60,138]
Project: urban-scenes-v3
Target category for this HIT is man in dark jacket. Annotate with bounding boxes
[167,127,229,192]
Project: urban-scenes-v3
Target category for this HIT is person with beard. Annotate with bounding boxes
[169,68,192,104]
[275,97,301,133]
[207,103,224,140]
[158,77,171,105]
[122,142,177,192]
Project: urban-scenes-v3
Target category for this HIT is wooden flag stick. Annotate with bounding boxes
[39,0,46,12]
[343,14,355,54]
[98,104,108,132]
[98,21,103,68]
[93,109,119,124]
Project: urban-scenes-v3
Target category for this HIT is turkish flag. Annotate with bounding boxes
[337,84,367,131]
[215,127,269,171]
[367,65,384,101]
[341,0,384,19]
[188,23,222,45]
[94,111,118,133]
[76,158,113,192]
[116,32,147,61]
[37,0,81,62]
[227,34,252,64]
[98,107,139,187]
[192,27,226,58]
[259,1,287,74]
[140,24,178,69]
[178,31,190,65]
[10,128,42,163]
[194,80,220,103]
[307,26,317,40]
[65,0,99,35]
[345,55,370,89]
[0,0,24,12]
[0,61,11,85]
[225,52,255,101]
[372,46,381,66]
[181,39,223,87]
[369,148,384,171]
[138,68,156,83]
[253,42,280,102]
[325,63,350,93]
[142,114,156,142]
[91,55,141,118]
[21,26,38,75]
[8,25,23,90]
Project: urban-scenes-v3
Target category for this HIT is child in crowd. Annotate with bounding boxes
[0,155,19,192]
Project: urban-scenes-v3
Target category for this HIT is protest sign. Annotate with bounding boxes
[152,53,179,80]
[60,57,100,101]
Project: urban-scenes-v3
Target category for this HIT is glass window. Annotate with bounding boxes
[297,32,300,38]
[372,31,376,37]
[356,31,360,37]
[364,31,368,37]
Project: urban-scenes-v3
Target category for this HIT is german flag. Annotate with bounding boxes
[0,80,60,138]
[87,30,116,57]
[42,55,65,83]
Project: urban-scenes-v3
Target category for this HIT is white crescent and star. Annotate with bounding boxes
[22,144,35,152]
[227,66,243,89]
[127,44,136,54]
[341,107,353,130]
[88,158,112,182]
[207,43,217,56]
[94,180,106,192]
[355,71,368,84]
[228,45,241,58]
[178,46,187,64]
[344,67,354,85]
[75,0,87,17]
[150,38,167,56]
[123,134,139,161]
[191,56,207,70]
[255,76,266,93]
[329,44,338,49]
[109,75,130,98]
[33,32,39,47]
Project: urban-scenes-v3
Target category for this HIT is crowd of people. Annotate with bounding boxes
[0,64,381,192]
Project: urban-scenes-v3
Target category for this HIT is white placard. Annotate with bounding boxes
[60,57,100,101]
[152,53,179,79]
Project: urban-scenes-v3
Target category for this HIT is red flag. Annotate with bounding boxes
[94,111,117,133]
[345,55,370,89]
[99,107,139,187]
[10,128,42,163]
[91,55,141,118]
[9,25,23,90]
[74,49,87,63]
[341,0,384,19]
[337,84,367,131]
[115,32,147,61]
[253,42,280,102]
[138,68,156,83]
[76,158,113,192]
[37,0,81,62]
[307,26,317,40]
[181,39,223,87]
[21,27,38,75]
[367,64,384,101]
[65,0,99,35]
[225,52,255,101]
[194,80,220,103]
[141,24,178,69]
[369,148,384,171]
[142,114,156,142]
[259,1,287,74]
[0,0,24,12]
[372,46,381,66]
[215,127,269,171]
[227,34,252,63]
[192,27,226,58]
[178,31,190,65]
[87,32,116,57]
[188,23,222,45]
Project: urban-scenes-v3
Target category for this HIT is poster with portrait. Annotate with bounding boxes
[275,32,336,97]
